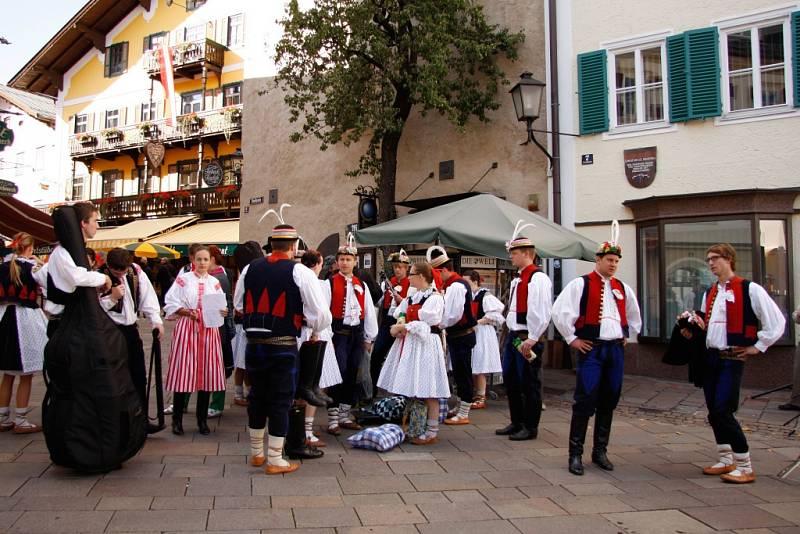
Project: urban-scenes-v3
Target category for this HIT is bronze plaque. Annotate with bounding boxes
[145,141,165,169]
[624,146,657,188]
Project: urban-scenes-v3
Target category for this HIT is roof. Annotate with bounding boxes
[150,219,239,246]
[0,85,56,125]
[0,195,56,245]
[86,214,197,250]
[8,0,148,96]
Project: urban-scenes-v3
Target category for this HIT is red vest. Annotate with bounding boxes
[704,276,759,346]
[382,276,410,310]
[330,272,365,321]
[432,268,443,291]
[575,271,628,340]
[514,263,540,326]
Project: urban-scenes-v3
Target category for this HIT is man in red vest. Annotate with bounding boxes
[681,243,784,484]
[553,237,641,476]
[325,238,378,434]
[370,250,411,397]
[495,234,552,441]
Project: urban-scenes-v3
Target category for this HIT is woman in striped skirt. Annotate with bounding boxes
[164,245,227,436]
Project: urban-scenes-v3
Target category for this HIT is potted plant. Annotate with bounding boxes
[79,133,97,146]
[222,106,242,123]
[139,122,159,138]
[102,128,124,142]
[177,113,204,134]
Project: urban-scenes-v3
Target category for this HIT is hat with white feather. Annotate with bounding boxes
[596,220,622,257]
[337,232,358,257]
[506,219,536,251]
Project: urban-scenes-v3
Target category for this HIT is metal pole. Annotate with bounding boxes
[548,0,563,296]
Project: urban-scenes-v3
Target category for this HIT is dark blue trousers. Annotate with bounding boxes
[329,327,364,407]
[572,340,624,418]
[501,336,543,429]
[703,349,748,453]
[448,333,476,404]
[245,343,298,436]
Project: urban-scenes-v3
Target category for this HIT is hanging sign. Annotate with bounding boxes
[624,146,657,188]
[0,179,19,196]
[0,120,14,151]
[202,160,223,187]
[144,141,165,168]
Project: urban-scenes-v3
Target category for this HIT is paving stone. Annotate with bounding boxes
[95,496,154,510]
[399,491,448,504]
[683,488,766,506]
[0,497,19,511]
[0,511,22,532]
[518,485,574,499]
[206,508,294,530]
[511,514,621,534]
[479,487,529,501]
[481,469,549,488]
[339,476,414,495]
[407,472,493,492]
[341,493,404,506]
[387,461,443,475]
[338,527,419,534]
[562,482,623,496]
[12,496,100,510]
[617,491,706,511]
[253,475,342,496]
[90,477,187,497]
[682,504,793,530]
[103,462,166,478]
[106,510,208,532]
[293,506,361,528]
[186,477,251,496]
[416,519,519,534]
[354,504,425,525]
[755,502,800,525]
[417,501,500,522]
[604,509,714,533]
[443,489,485,503]
[14,477,99,497]
[378,452,436,462]
[270,495,344,508]
[9,510,113,533]
[488,497,568,519]
[0,462,49,478]
[212,496,270,509]
[436,458,493,473]
[550,494,635,514]
[162,463,225,477]
[150,496,215,510]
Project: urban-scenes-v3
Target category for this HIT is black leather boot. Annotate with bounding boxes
[285,405,324,460]
[568,414,589,476]
[296,343,329,407]
[495,422,522,436]
[196,391,211,435]
[591,411,614,471]
[172,393,185,435]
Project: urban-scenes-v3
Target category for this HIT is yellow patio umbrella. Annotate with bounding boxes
[120,241,180,259]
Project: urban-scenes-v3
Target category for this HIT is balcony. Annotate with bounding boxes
[144,38,225,79]
[69,104,242,157]
[96,186,240,221]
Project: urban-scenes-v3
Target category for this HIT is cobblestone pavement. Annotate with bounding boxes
[0,319,798,533]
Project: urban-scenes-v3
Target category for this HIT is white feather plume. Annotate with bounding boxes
[610,219,620,246]
[258,203,292,224]
[505,219,536,249]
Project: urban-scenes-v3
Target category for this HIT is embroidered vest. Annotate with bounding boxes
[329,273,365,328]
[0,259,40,309]
[471,289,488,320]
[382,276,410,313]
[514,263,540,326]
[704,276,759,346]
[406,293,433,322]
[442,273,477,334]
[242,255,303,338]
[575,271,629,340]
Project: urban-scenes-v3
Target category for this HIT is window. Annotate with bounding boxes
[74,114,88,134]
[639,225,660,337]
[186,0,206,10]
[220,154,243,186]
[71,175,85,201]
[724,22,789,112]
[612,45,666,126]
[184,24,205,43]
[104,42,128,77]
[227,14,244,47]
[101,170,122,198]
[223,83,241,106]
[141,101,157,122]
[178,160,199,189]
[181,91,202,114]
[143,31,167,52]
[105,109,120,129]
[760,220,790,323]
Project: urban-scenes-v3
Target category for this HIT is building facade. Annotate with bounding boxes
[556,0,800,386]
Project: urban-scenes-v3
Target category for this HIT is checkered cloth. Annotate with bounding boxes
[347,424,405,452]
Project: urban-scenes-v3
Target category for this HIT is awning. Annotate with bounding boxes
[0,196,56,245]
[149,219,239,256]
[87,215,198,251]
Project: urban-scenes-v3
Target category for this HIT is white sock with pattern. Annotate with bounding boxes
[304,417,318,441]
[456,401,470,419]
[234,385,244,398]
[14,407,31,427]
[730,452,753,475]
[340,403,352,423]
[267,435,290,467]
[248,427,265,458]
[0,407,10,427]
[425,419,439,439]
[327,407,339,428]
[711,444,734,468]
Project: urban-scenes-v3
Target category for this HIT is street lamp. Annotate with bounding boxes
[509,72,551,164]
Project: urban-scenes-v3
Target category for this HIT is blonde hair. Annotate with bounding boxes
[9,232,34,287]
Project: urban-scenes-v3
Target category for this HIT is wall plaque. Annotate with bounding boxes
[145,141,165,168]
[624,146,657,188]
[202,160,224,187]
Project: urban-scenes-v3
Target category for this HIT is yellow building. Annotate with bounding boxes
[10,0,250,237]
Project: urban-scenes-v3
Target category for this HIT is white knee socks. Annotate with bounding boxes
[267,435,290,467]
[711,444,734,469]
[248,427,265,458]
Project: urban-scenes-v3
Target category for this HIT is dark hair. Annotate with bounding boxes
[463,270,482,284]
[411,262,434,284]
[187,243,203,257]
[73,202,98,222]
[271,239,294,252]
[439,259,454,271]
[301,249,323,269]
[85,247,96,263]
[106,248,133,270]
[208,245,224,265]
[706,243,736,271]
[233,240,264,272]
[193,244,211,257]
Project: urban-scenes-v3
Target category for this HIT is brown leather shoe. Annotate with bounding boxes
[306,438,326,448]
[338,420,362,431]
[250,455,266,467]
[265,462,300,475]
[720,470,756,484]
[410,435,439,445]
[702,464,736,476]
[12,423,41,434]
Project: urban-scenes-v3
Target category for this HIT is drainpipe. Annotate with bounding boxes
[548,0,563,294]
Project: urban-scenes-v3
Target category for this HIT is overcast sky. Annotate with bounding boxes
[1,0,87,86]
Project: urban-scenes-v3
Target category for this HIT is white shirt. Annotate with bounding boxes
[701,280,785,352]
[505,270,553,340]
[440,276,471,329]
[394,286,444,336]
[552,271,642,344]
[233,261,332,337]
[100,264,162,327]
[32,246,107,316]
[322,273,379,342]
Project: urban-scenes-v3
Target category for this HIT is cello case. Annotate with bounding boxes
[42,206,146,472]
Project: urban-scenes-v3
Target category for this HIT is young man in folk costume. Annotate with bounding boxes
[324,234,378,434]
[370,250,412,396]
[99,248,164,435]
[495,222,552,440]
[233,205,332,474]
[552,222,641,476]
[429,246,478,425]
[680,243,784,484]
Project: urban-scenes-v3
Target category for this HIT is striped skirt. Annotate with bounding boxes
[165,315,226,392]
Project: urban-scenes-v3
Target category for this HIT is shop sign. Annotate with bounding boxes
[0,120,14,151]
[624,146,657,188]
[461,255,497,269]
[144,141,165,168]
[202,160,224,187]
[0,179,18,196]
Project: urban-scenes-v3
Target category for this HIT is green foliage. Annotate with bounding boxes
[275,0,524,183]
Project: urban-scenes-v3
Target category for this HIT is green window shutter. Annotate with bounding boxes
[667,34,689,122]
[578,49,608,135]
[792,11,800,107]
[685,27,720,118]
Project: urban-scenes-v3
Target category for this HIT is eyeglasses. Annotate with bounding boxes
[705,254,724,263]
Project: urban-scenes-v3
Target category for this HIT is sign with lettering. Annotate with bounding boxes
[0,121,14,151]
[624,146,657,188]
[0,179,18,197]
[202,160,223,187]
[461,255,497,269]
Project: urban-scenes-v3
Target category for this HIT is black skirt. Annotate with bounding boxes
[0,306,23,371]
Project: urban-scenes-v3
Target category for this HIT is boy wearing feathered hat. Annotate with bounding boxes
[495,221,552,441]
[324,234,378,434]
[552,221,641,476]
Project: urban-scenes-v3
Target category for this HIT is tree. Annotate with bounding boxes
[275,0,524,222]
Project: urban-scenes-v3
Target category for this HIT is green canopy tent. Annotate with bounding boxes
[355,193,597,261]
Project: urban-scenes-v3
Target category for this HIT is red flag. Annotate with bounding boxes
[158,42,177,127]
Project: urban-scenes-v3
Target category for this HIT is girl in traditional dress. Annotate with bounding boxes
[164,245,228,435]
[299,249,342,447]
[378,262,449,445]
[464,270,504,410]
[0,233,47,433]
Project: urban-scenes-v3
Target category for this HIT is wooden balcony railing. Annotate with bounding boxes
[143,38,225,77]
[96,186,240,221]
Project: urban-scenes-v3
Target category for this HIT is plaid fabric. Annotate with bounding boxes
[372,396,407,423]
[347,424,405,452]
[438,398,449,423]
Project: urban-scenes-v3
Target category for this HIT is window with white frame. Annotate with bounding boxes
[227,14,244,48]
[223,83,241,106]
[184,24,205,43]
[141,101,157,122]
[71,175,85,201]
[105,109,120,129]
[612,44,666,127]
[74,114,88,134]
[724,21,789,112]
[181,92,202,114]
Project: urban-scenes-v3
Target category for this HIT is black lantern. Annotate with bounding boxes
[509,71,546,124]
